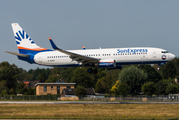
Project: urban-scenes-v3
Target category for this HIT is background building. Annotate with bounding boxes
[35,83,76,95]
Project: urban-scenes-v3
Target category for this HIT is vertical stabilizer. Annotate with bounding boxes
[11,23,48,54]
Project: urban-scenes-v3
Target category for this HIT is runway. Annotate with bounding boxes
[1,101,179,104]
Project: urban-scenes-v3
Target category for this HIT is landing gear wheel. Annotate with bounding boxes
[87,68,92,73]
[157,67,160,71]
[93,69,98,74]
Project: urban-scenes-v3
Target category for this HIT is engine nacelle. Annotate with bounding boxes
[97,59,116,68]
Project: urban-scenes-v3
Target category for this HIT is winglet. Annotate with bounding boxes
[49,37,59,50]
[82,46,86,50]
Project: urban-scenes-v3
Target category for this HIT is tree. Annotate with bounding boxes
[26,88,36,95]
[75,86,86,97]
[155,78,176,95]
[104,71,118,93]
[139,65,162,83]
[38,72,47,82]
[36,68,51,81]
[118,66,148,95]
[1,90,8,95]
[71,68,95,88]
[117,83,129,97]
[60,68,76,82]
[141,82,156,96]
[172,58,179,76]
[0,80,7,94]
[155,80,167,95]
[95,77,107,93]
[15,68,32,81]
[16,82,28,94]
[95,69,120,94]
[111,80,119,95]
[166,84,178,94]
[162,61,176,79]
[8,88,15,95]
[45,75,60,83]
[0,62,21,89]
[93,68,107,81]
[110,69,122,84]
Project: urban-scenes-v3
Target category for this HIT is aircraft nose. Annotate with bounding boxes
[169,53,176,60]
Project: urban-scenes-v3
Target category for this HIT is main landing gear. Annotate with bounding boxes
[87,68,98,74]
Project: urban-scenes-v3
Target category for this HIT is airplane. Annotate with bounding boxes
[5,23,176,74]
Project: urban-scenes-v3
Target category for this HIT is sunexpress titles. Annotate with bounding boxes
[117,48,148,54]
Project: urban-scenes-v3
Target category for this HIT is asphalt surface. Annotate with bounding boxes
[1,101,179,104]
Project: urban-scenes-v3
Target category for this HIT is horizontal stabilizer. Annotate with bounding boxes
[5,51,29,57]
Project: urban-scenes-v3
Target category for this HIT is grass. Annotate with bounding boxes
[0,104,179,119]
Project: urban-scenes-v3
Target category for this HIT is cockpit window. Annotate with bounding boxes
[161,51,169,53]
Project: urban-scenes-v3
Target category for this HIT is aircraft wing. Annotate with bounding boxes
[49,38,99,64]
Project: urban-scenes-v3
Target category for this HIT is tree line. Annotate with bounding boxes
[0,57,179,96]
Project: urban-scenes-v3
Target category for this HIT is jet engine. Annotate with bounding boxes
[97,59,116,68]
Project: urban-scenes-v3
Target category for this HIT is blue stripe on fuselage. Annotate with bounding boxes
[41,61,168,68]
[18,49,53,63]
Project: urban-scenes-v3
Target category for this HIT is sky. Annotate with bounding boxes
[1,0,179,71]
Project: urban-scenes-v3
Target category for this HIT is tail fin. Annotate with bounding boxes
[11,23,48,54]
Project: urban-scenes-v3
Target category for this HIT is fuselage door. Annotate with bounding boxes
[153,50,157,58]
[38,55,42,63]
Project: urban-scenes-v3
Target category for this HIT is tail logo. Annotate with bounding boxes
[15,30,35,45]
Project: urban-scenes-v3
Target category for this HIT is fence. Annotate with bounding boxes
[1,94,179,101]
[80,95,179,102]
[0,95,61,101]
[113,95,179,102]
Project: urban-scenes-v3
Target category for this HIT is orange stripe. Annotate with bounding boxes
[18,46,47,51]
[99,61,114,63]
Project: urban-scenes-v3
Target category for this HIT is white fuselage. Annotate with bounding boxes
[33,47,175,67]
